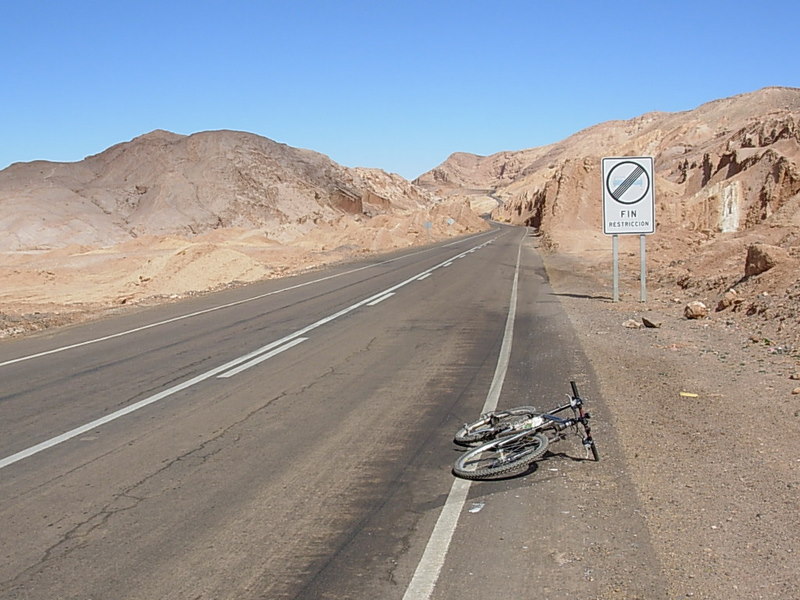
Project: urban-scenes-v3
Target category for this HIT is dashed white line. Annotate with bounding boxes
[217,337,308,379]
[366,292,395,306]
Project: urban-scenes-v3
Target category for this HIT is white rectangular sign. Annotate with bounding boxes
[602,156,655,235]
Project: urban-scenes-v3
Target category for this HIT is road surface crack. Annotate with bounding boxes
[0,390,290,591]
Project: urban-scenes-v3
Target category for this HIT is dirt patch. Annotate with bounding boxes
[541,242,800,599]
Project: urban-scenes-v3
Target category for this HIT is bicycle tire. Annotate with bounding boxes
[453,431,549,480]
[589,441,600,461]
[454,407,539,446]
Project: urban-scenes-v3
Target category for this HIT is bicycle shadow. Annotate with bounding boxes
[541,449,596,463]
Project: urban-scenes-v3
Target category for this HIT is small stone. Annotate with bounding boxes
[642,316,662,328]
[790,373,800,381]
[623,319,643,329]
[792,387,800,395]
[716,289,739,312]
[684,301,708,319]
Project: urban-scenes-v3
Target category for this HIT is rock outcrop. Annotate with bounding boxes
[416,87,800,247]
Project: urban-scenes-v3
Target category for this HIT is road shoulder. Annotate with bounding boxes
[542,246,800,600]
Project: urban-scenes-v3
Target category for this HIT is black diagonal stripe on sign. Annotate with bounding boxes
[612,164,645,199]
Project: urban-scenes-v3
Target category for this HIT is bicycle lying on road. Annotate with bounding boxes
[452,381,599,480]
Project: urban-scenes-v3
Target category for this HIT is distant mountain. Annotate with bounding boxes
[416,86,800,248]
[0,129,441,251]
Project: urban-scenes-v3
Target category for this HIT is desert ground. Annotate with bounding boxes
[543,240,799,600]
[2,86,798,598]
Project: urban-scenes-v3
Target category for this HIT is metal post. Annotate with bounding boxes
[640,234,647,302]
[612,234,619,302]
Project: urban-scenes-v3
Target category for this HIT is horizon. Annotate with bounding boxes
[2,2,799,180]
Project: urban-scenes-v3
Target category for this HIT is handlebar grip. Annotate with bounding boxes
[570,381,580,398]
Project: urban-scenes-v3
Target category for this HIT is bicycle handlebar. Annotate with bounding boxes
[543,382,586,419]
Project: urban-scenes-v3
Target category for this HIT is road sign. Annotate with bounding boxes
[602,157,654,235]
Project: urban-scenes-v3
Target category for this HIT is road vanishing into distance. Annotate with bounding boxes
[0,225,665,599]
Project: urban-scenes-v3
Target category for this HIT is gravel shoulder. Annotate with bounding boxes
[542,246,800,600]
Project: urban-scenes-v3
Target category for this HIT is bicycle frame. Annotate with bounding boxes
[507,382,596,457]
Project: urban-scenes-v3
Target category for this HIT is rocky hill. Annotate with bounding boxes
[0,130,487,336]
[417,87,800,346]
[0,129,478,251]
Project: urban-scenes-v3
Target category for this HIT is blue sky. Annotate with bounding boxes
[2,1,798,180]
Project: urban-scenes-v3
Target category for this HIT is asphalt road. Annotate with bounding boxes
[0,225,665,599]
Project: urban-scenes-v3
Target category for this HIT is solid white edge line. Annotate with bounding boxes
[401,237,523,600]
[401,478,472,600]
[482,242,522,412]
[217,338,308,379]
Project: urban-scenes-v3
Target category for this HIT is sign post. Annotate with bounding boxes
[612,234,619,302]
[640,233,647,302]
[602,157,655,302]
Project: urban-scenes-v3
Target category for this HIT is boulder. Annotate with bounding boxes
[745,243,789,277]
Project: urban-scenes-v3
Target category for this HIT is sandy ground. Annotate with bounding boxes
[542,242,799,600]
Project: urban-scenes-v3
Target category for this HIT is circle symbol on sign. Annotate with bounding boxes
[606,161,650,205]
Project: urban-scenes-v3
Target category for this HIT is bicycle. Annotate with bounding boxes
[452,381,599,480]
[453,405,540,446]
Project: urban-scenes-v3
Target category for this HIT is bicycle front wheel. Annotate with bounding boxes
[589,440,600,461]
[454,407,539,446]
[453,431,549,480]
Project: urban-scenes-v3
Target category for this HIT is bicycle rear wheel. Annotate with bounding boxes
[453,431,549,480]
[454,407,538,446]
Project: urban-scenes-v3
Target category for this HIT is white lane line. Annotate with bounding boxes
[417,273,432,281]
[217,338,308,379]
[0,347,275,470]
[403,478,472,599]
[402,238,523,600]
[366,292,395,307]
[0,237,499,471]
[442,229,495,248]
[0,233,499,370]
